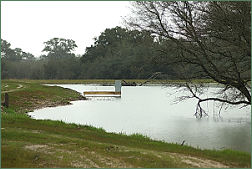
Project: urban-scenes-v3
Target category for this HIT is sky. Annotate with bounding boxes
[1,1,131,57]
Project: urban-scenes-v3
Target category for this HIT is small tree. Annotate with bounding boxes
[42,38,80,79]
[1,39,12,58]
[42,38,77,59]
[126,1,251,117]
[1,39,35,61]
[1,39,21,61]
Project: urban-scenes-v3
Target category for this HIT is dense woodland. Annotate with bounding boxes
[1,27,181,80]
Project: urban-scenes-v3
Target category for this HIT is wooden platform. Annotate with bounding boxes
[83,91,121,96]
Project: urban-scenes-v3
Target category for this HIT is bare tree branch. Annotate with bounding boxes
[126,1,251,117]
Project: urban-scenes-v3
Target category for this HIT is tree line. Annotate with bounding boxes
[1,27,181,80]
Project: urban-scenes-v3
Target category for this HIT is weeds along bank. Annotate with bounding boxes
[1,79,251,168]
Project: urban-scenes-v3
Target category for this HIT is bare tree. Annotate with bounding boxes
[126,1,251,117]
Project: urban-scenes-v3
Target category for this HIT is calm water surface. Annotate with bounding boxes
[29,84,251,152]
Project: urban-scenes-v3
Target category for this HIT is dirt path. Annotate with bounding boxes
[1,84,24,93]
[24,144,134,168]
[169,152,229,168]
[130,147,230,168]
[23,141,230,168]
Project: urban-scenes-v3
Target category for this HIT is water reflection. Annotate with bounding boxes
[29,84,251,152]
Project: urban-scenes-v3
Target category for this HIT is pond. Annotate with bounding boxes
[28,84,251,152]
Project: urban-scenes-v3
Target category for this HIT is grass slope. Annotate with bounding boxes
[1,79,251,168]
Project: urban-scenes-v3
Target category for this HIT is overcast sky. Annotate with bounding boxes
[1,1,131,57]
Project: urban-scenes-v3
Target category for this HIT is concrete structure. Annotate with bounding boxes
[115,80,122,92]
[83,80,121,97]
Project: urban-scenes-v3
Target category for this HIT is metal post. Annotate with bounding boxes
[4,93,9,108]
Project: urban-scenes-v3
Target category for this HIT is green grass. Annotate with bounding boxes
[1,82,21,92]
[2,112,250,168]
[1,80,85,113]
[1,79,251,168]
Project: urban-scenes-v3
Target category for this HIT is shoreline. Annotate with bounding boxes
[1,79,251,168]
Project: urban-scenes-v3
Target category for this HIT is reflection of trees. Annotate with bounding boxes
[215,124,250,151]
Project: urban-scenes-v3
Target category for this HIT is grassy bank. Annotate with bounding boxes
[1,80,85,113]
[1,79,251,168]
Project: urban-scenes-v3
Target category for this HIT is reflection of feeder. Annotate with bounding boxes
[83,80,121,97]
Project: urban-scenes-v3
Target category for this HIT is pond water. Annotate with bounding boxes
[28,84,251,152]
